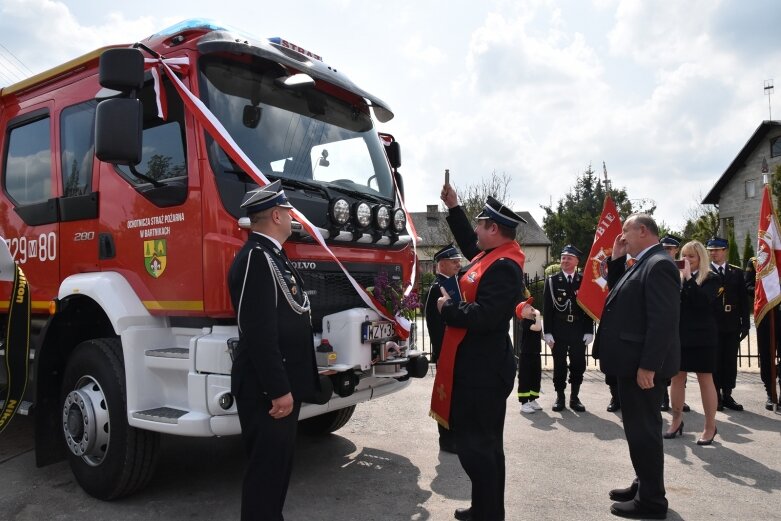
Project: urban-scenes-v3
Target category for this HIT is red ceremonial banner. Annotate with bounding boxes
[754,185,781,325]
[577,195,622,321]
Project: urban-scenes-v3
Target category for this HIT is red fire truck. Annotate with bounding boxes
[0,19,426,499]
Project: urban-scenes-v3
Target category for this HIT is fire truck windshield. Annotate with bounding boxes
[199,56,395,208]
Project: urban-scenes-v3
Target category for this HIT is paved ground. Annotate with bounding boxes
[1,370,779,521]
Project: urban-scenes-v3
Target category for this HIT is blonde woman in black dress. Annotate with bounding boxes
[665,240,720,445]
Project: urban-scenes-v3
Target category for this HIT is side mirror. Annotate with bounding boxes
[386,141,401,169]
[95,98,143,165]
[99,48,144,91]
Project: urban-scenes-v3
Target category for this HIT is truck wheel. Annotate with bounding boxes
[298,405,356,435]
[60,338,160,500]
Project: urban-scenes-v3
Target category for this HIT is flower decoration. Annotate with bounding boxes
[366,271,420,320]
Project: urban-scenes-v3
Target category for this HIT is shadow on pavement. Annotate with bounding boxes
[430,450,470,501]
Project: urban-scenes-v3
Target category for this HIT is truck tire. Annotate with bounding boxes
[298,405,356,435]
[60,338,160,500]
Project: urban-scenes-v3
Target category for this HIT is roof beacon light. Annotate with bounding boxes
[268,37,323,62]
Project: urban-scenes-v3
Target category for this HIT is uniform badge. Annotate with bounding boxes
[143,239,167,278]
[468,272,477,282]
[291,285,298,295]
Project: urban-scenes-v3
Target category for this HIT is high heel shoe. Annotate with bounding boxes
[697,427,718,445]
[663,421,684,439]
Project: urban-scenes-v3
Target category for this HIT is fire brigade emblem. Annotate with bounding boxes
[144,239,167,278]
[589,247,612,291]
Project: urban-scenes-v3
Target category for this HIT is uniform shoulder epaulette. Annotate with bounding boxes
[728,264,742,270]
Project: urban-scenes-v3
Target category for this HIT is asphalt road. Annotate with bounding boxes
[1,370,780,520]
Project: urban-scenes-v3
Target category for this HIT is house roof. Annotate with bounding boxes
[702,120,781,204]
[409,207,551,255]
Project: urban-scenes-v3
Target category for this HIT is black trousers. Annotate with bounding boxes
[714,332,740,393]
[616,377,667,512]
[552,328,586,391]
[452,385,509,521]
[517,351,541,403]
[236,392,301,521]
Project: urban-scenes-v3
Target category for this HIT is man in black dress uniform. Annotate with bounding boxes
[595,214,680,519]
[707,236,750,411]
[437,185,528,521]
[425,243,463,453]
[228,180,320,521]
[543,245,594,412]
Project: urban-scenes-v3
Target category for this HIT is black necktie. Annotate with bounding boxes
[718,266,724,276]
[567,275,572,285]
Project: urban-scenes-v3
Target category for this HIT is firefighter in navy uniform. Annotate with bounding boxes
[543,245,594,412]
[424,243,463,453]
[228,180,320,521]
[707,236,750,411]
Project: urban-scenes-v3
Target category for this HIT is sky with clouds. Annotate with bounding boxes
[1,0,780,231]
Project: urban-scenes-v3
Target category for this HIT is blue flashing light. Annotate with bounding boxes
[151,19,228,39]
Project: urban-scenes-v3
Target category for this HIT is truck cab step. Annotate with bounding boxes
[132,407,188,424]
[145,347,189,359]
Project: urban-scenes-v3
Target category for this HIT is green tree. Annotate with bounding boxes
[742,232,755,269]
[771,164,781,214]
[540,165,651,257]
[681,205,719,244]
[727,227,740,267]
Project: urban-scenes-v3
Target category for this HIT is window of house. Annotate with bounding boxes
[745,179,757,199]
[61,101,97,197]
[772,136,781,158]
[4,115,52,206]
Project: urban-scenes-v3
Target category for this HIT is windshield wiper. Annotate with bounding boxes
[129,165,164,188]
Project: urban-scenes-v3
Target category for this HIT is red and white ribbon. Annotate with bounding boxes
[147,56,415,338]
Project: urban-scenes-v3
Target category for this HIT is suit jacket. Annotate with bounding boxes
[679,272,719,350]
[543,270,594,337]
[709,263,750,334]
[228,232,319,402]
[595,244,681,379]
[442,206,524,390]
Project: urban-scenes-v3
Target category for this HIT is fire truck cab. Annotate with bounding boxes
[0,19,425,499]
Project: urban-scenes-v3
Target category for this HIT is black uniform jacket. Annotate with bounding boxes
[542,271,594,337]
[679,272,719,350]
[424,273,448,363]
[595,244,681,379]
[709,263,750,335]
[228,232,319,402]
[441,206,524,390]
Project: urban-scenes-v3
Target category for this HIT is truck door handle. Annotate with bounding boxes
[99,233,116,259]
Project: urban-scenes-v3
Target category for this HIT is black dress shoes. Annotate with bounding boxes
[609,482,638,502]
[552,394,566,412]
[607,398,621,412]
[722,395,743,411]
[454,507,472,520]
[570,397,586,412]
[610,500,667,519]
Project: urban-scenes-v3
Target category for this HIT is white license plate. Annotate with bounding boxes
[362,321,394,343]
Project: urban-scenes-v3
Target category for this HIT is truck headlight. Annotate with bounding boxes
[330,198,350,225]
[374,205,391,230]
[354,202,372,228]
[392,208,406,232]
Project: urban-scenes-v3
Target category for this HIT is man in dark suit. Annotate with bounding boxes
[707,236,750,411]
[435,184,529,521]
[543,244,594,412]
[228,180,320,521]
[595,214,680,520]
[425,243,463,453]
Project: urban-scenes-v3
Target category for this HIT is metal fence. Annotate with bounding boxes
[417,273,762,371]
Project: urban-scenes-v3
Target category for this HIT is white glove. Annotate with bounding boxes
[583,334,594,344]
[544,333,555,347]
